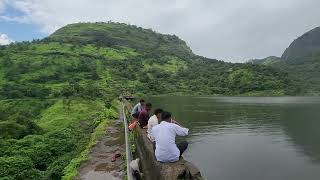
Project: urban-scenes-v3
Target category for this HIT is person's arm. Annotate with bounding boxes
[137,104,142,112]
[173,123,189,136]
[171,118,182,126]
[147,117,155,130]
[131,104,138,115]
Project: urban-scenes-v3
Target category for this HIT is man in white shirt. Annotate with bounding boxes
[152,111,189,163]
[147,108,163,142]
[131,99,145,118]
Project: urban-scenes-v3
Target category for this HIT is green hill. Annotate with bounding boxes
[1,22,296,97]
[249,26,320,95]
[49,22,193,59]
[0,22,299,180]
[282,27,320,63]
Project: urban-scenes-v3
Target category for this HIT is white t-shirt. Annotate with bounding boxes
[147,115,159,142]
[152,121,189,162]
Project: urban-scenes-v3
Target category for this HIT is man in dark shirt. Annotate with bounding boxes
[138,103,152,128]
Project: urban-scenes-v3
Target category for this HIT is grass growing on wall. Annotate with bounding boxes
[61,119,109,180]
[62,100,119,180]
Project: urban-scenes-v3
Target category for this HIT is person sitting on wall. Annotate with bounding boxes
[147,108,163,142]
[138,103,152,128]
[131,99,145,118]
[152,111,189,163]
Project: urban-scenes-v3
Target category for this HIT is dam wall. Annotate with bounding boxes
[123,99,202,180]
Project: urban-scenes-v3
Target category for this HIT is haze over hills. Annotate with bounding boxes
[249,26,320,95]
[0,22,312,179]
[248,56,282,66]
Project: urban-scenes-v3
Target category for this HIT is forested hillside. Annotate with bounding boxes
[0,22,299,180]
[248,56,282,66]
[249,26,320,95]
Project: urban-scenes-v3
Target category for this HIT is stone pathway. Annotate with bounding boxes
[75,108,126,180]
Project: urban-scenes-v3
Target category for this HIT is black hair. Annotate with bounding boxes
[154,108,163,115]
[140,99,145,103]
[161,111,171,122]
[146,103,152,108]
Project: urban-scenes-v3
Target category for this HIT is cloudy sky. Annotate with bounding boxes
[0,0,319,62]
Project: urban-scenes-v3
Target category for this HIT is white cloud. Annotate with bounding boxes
[0,33,14,45]
[3,0,320,61]
[0,0,7,13]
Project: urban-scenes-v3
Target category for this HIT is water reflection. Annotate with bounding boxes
[147,96,320,180]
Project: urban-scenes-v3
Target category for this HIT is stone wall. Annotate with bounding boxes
[123,99,202,180]
[134,127,202,180]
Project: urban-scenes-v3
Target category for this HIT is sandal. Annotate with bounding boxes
[111,153,121,162]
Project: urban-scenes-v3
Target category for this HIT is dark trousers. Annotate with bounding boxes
[177,141,188,156]
[153,141,188,156]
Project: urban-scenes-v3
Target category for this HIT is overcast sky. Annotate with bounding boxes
[0,0,320,62]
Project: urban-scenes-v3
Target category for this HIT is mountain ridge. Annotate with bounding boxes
[249,26,320,94]
[0,22,299,97]
[48,22,194,59]
[282,26,320,63]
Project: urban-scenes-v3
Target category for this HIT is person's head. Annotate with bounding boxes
[139,99,145,106]
[154,108,163,119]
[145,103,152,111]
[161,111,172,122]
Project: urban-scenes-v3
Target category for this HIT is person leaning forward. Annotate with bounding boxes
[152,111,189,163]
[138,103,152,128]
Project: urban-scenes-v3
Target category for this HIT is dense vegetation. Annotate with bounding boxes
[249,26,320,95]
[248,56,282,66]
[0,22,302,179]
[0,98,118,179]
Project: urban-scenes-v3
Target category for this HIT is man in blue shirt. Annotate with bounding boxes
[152,111,189,163]
[131,99,145,118]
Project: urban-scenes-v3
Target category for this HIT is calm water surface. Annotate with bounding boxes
[147,96,320,180]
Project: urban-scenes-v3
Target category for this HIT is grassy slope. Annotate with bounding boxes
[48,22,294,95]
[37,99,104,131]
[0,97,119,179]
[62,100,119,180]
[49,22,193,59]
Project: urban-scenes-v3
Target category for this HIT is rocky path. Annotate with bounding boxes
[75,108,126,180]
